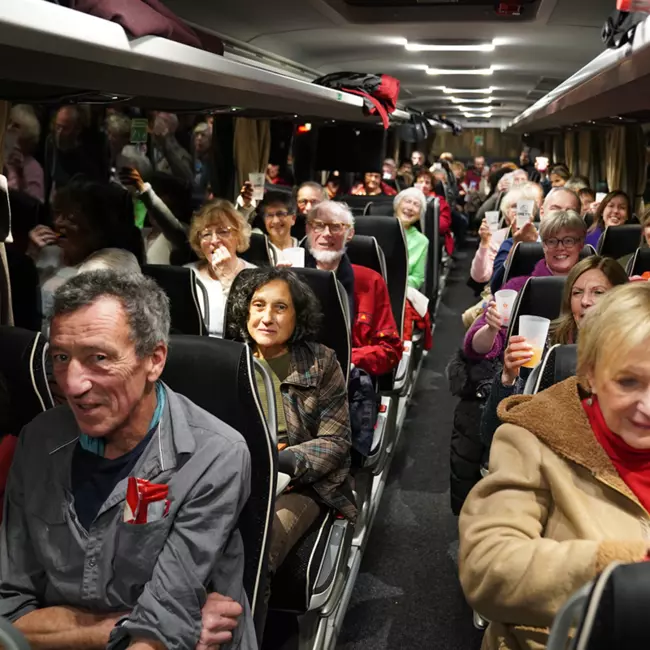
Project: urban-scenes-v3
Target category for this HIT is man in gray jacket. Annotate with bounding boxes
[0,270,255,650]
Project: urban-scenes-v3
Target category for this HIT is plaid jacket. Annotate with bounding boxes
[281,342,357,521]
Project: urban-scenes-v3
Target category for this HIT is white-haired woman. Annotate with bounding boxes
[471,183,543,285]
[460,281,650,650]
[394,187,429,290]
[5,105,44,202]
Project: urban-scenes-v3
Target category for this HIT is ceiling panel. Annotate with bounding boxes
[163,0,614,128]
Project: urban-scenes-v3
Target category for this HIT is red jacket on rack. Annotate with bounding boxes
[430,192,454,256]
[351,264,403,377]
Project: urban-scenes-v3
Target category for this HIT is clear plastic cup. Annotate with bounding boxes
[249,172,265,201]
[486,211,500,232]
[516,200,534,229]
[494,289,517,326]
[519,315,551,368]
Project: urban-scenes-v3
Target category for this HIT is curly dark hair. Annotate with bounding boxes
[226,267,323,345]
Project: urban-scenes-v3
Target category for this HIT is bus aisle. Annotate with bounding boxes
[338,245,483,650]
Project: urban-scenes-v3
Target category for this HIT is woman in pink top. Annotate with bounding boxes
[470,183,543,285]
[4,105,44,203]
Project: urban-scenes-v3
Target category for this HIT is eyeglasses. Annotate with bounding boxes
[308,219,350,234]
[265,210,291,220]
[297,198,322,208]
[200,227,234,241]
[543,236,581,249]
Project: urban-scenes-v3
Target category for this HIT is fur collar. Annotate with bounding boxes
[497,377,644,510]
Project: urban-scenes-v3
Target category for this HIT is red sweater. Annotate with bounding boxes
[351,264,403,376]
[428,192,454,255]
[583,396,650,514]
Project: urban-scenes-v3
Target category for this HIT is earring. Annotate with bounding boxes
[587,397,593,406]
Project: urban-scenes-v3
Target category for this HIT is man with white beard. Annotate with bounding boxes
[304,201,402,377]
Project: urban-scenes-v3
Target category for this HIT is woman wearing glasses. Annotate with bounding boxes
[258,192,299,256]
[186,199,255,337]
[464,210,588,363]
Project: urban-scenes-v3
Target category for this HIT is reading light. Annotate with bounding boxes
[426,66,495,76]
[441,87,494,94]
[464,113,493,119]
[449,97,493,104]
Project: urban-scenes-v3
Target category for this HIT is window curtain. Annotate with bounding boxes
[606,126,626,194]
[625,124,647,216]
[0,100,13,326]
[564,131,577,173]
[578,130,591,178]
[552,135,563,164]
[233,118,271,191]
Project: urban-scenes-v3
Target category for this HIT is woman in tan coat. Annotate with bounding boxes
[459,281,650,650]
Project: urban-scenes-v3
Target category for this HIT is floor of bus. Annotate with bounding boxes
[337,244,484,650]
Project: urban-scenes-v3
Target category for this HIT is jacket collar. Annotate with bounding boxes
[283,342,321,389]
[497,377,644,509]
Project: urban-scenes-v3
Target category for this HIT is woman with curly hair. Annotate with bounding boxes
[227,267,356,610]
[185,199,255,337]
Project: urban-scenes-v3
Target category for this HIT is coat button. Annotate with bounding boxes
[88,558,96,568]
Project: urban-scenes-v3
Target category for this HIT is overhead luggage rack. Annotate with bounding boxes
[0,0,378,121]
[508,13,650,131]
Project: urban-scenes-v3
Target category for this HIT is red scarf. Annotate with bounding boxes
[583,396,650,514]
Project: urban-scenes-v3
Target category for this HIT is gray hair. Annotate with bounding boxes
[501,184,543,219]
[51,271,170,358]
[394,187,427,221]
[117,145,153,181]
[77,248,142,276]
[540,210,587,241]
[10,104,41,151]
[307,200,355,226]
[105,113,131,137]
[297,181,328,201]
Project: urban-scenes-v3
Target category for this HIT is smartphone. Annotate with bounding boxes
[535,156,549,173]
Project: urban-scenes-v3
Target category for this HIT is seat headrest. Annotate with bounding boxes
[533,344,577,393]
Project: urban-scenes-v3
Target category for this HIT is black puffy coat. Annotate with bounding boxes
[447,349,500,516]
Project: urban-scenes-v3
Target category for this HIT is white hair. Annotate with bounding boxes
[307,200,355,226]
[106,113,131,137]
[10,104,41,150]
[117,145,153,180]
[77,248,142,276]
[394,187,427,221]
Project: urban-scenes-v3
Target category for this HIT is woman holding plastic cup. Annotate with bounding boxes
[480,256,629,454]
[470,184,542,285]
[464,210,587,362]
[185,199,256,337]
[460,282,650,650]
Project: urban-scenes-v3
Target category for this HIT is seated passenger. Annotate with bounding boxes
[471,183,543,285]
[4,104,44,203]
[549,163,571,188]
[579,186,595,216]
[305,201,402,376]
[266,163,290,187]
[480,256,628,452]
[185,200,255,338]
[150,111,194,186]
[466,210,587,362]
[258,192,299,256]
[394,187,429,290]
[350,170,397,197]
[27,178,144,327]
[77,247,142,275]
[414,170,454,255]
[192,121,213,201]
[294,181,328,240]
[460,281,650,650]
[619,207,650,271]
[564,175,591,194]
[226,267,356,612]
[490,187,581,294]
[325,172,343,200]
[585,190,631,248]
[0,270,255,650]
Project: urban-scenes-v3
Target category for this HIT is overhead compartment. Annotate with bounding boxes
[0,0,383,122]
[509,14,650,132]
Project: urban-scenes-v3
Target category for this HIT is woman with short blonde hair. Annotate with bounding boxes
[185,199,254,337]
[460,281,650,650]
